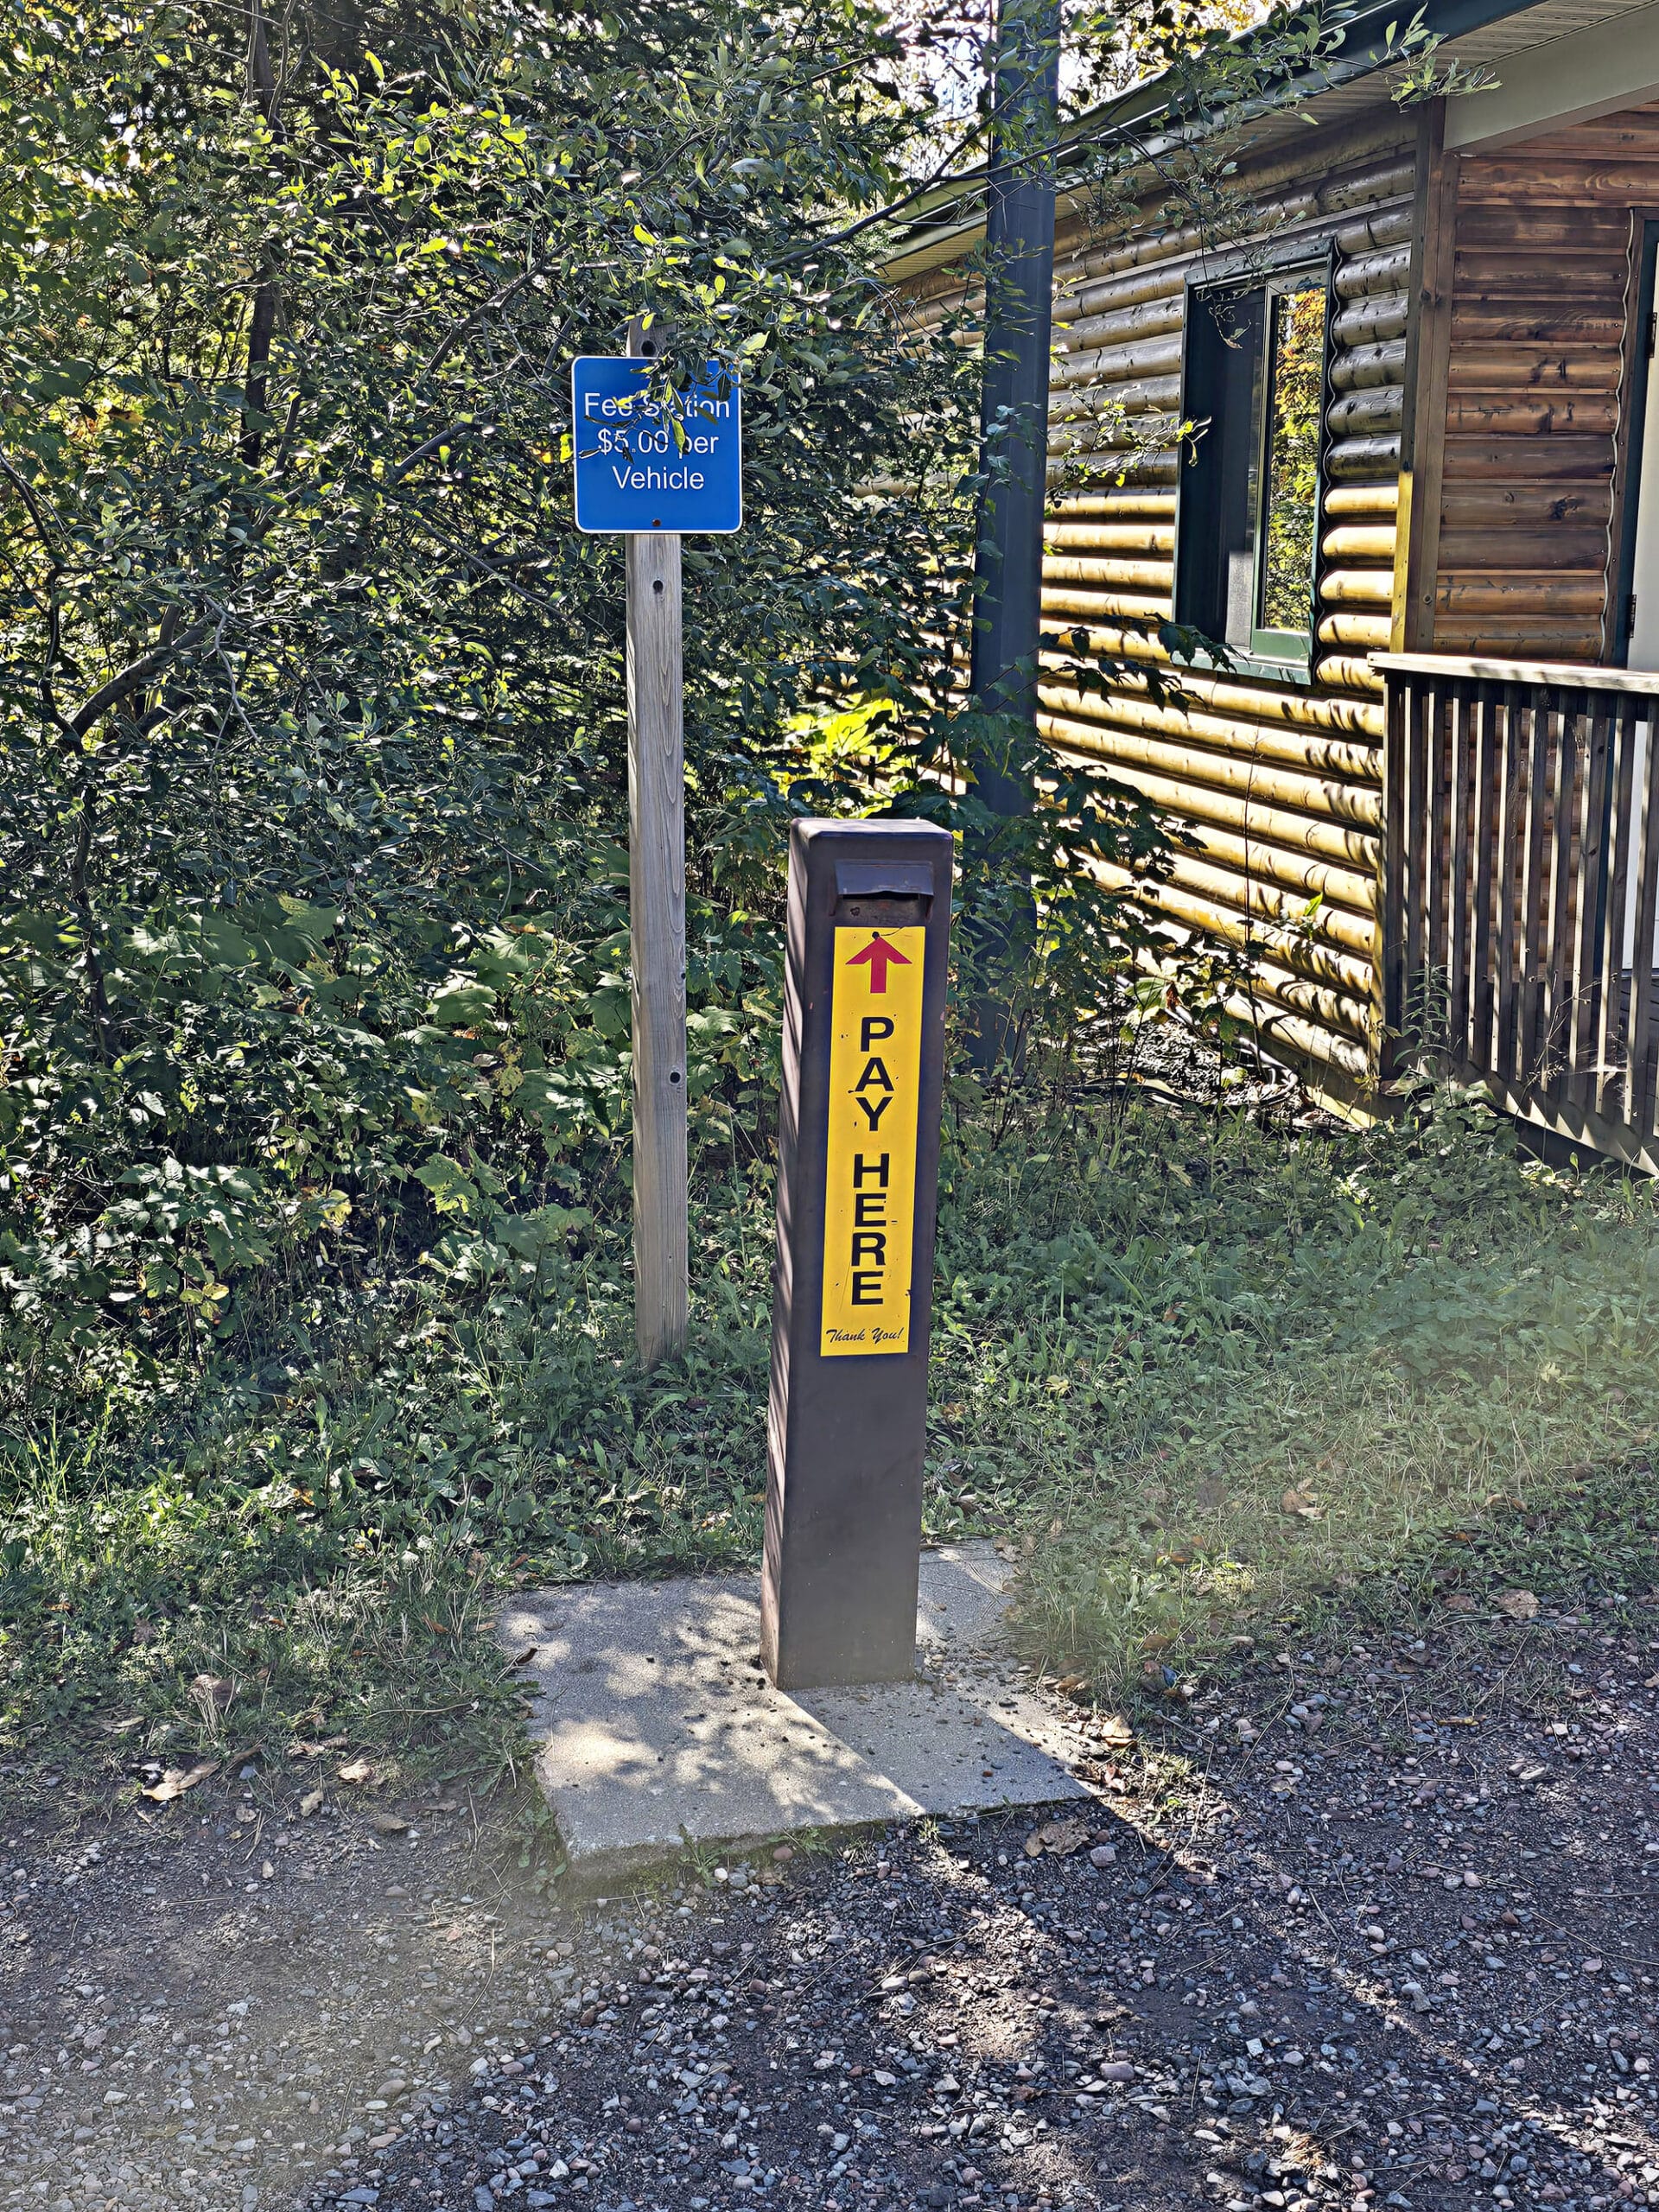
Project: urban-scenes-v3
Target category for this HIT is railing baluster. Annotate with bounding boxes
[1495,683,1525,1084]
[1381,667,1408,1061]
[1517,685,1552,1086]
[1569,691,1611,1109]
[1446,681,1472,1065]
[1404,673,1429,1050]
[1470,681,1498,1073]
[1596,696,1639,1121]
[1426,673,1450,1050]
[1541,686,1580,1103]
[1376,657,1659,1159]
[1630,709,1659,1137]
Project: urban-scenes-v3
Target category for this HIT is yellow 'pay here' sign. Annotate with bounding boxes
[819,926,925,1357]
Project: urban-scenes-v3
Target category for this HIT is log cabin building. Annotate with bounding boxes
[889,0,1659,1167]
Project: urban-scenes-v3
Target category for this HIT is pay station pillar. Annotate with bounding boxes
[760,819,954,1689]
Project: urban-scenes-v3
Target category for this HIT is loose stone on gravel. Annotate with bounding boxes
[4,1595,1658,2212]
[283,1597,1659,2212]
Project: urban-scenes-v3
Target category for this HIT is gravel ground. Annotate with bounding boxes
[3,1594,1657,2212]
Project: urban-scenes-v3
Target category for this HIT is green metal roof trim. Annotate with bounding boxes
[880,0,1548,280]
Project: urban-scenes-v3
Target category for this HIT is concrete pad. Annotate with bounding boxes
[498,1541,1096,1878]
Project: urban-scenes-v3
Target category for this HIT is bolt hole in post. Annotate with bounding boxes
[570,321,742,1365]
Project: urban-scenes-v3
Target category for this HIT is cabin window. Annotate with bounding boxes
[1175,266,1329,665]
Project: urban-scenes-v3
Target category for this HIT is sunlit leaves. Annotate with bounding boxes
[0,0,982,1403]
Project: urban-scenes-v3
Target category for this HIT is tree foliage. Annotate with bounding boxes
[0,0,1179,1410]
[0,0,1407,1415]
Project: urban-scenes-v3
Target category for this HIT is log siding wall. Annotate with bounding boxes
[897,99,1659,1091]
[906,118,1421,1080]
[1037,132,1427,1078]
[1433,102,1659,659]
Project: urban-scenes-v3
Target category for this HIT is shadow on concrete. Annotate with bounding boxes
[499,1544,1094,1876]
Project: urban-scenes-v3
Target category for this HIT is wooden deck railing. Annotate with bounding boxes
[1374,653,1659,1167]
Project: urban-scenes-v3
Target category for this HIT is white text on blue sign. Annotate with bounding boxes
[571,357,742,534]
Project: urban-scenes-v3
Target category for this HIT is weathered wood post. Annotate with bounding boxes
[625,325,689,1366]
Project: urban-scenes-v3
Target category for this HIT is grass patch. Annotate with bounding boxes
[950,1086,1659,1693]
[3,1078,1658,1797]
[0,1224,778,1797]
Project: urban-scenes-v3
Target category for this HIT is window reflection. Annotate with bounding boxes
[1258,283,1326,636]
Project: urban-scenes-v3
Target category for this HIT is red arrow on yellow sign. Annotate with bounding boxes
[844,932,912,994]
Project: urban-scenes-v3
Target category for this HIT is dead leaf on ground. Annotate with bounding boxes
[1034,1817,1090,1857]
[289,1733,348,1758]
[337,1757,383,1787]
[141,1760,219,1804]
[1281,1487,1322,1519]
[1096,1713,1135,1748]
[1495,1589,1540,1620]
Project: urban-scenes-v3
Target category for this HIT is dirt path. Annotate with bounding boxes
[3,1600,1656,2212]
[0,1771,559,2212]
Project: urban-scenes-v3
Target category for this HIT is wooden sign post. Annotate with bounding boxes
[624,321,687,1367]
[624,500,688,1360]
[571,326,742,1366]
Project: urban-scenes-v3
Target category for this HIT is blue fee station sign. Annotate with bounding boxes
[571,357,741,535]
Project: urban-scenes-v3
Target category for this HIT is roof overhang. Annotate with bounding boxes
[880,0,1648,284]
[1445,0,1659,149]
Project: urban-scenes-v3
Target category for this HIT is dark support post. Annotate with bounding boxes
[966,0,1059,1068]
[761,820,954,1690]
[969,0,1060,749]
